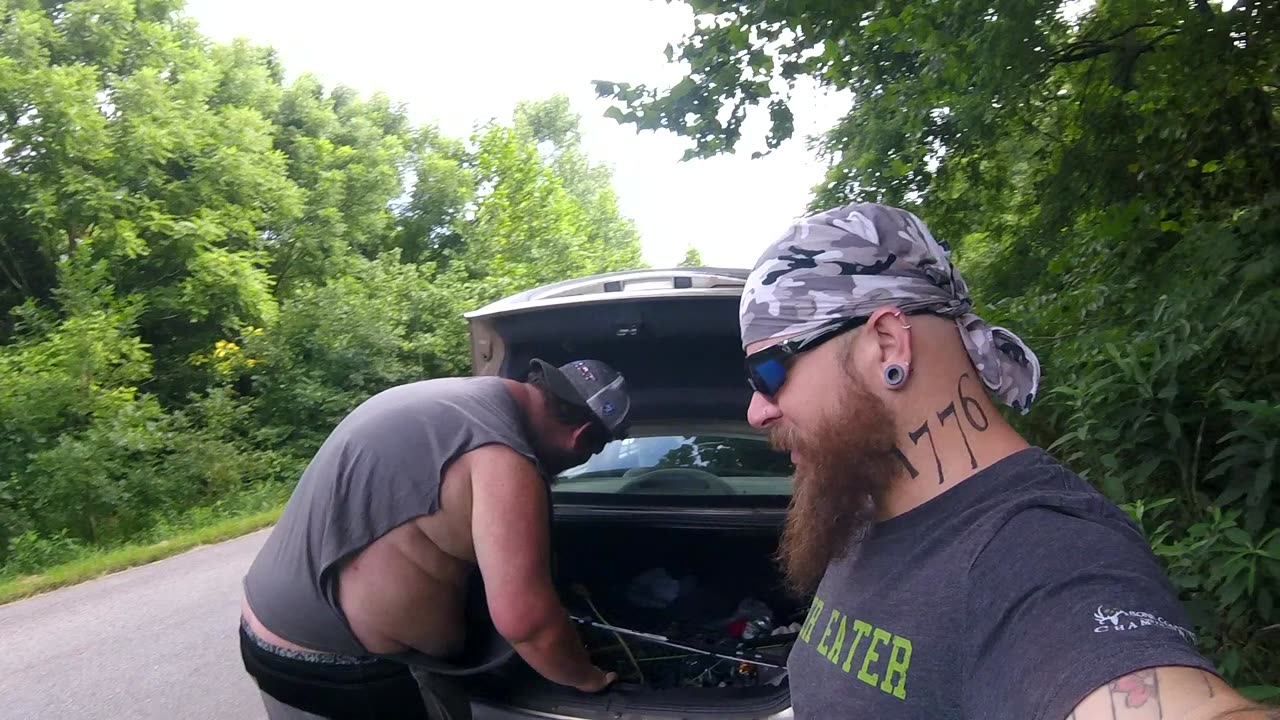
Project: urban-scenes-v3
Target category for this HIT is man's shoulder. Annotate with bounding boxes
[463,442,537,466]
[352,376,512,418]
[963,449,1150,568]
[374,375,502,399]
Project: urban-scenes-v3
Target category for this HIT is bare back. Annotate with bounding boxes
[335,451,480,657]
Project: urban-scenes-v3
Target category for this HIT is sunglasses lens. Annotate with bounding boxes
[749,357,787,396]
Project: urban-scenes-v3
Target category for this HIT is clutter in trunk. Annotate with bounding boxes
[567,566,800,690]
[467,522,798,716]
[552,523,802,693]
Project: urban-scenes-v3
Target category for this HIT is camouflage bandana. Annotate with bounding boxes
[740,202,1041,413]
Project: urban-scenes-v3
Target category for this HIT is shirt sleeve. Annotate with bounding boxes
[962,505,1219,720]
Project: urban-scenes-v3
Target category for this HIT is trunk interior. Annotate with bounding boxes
[466,519,800,718]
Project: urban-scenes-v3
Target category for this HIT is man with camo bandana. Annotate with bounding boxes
[741,203,1274,720]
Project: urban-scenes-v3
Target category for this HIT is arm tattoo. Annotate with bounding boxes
[1201,670,1214,697]
[1109,669,1160,716]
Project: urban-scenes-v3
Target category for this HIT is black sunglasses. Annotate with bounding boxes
[744,316,870,397]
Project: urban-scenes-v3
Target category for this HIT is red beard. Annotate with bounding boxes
[771,373,901,597]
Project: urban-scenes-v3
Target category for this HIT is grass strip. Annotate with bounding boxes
[0,505,282,606]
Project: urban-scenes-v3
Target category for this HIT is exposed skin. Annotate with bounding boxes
[746,309,1028,521]
[745,306,1275,719]
[241,378,616,693]
[1066,667,1280,720]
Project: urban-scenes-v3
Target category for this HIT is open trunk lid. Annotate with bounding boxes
[465,268,753,423]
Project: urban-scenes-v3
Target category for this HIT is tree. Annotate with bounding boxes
[1,2,416,402]
[0,3,646,573]
[442,96,645,307]
[678,246,703,267]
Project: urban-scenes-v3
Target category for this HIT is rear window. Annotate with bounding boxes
[553,434,794,496]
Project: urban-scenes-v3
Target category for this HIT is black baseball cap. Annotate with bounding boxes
[528,358,632,440]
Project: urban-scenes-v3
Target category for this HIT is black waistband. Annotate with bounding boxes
[240,624,432,720]
[240,616,379,666]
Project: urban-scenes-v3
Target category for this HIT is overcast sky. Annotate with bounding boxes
[181,0,850,269]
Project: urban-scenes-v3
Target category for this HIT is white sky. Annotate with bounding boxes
[182,0,851,269]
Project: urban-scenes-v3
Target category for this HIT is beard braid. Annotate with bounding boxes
[773,373,900,598]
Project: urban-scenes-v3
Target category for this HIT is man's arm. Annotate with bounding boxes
[1067,666,1278,720]
[470,445,615,692]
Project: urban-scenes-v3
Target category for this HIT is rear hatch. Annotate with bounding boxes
[463,269,798,719]
[465,267,754,423]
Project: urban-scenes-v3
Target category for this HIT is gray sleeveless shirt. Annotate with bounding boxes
[242,376,539,656]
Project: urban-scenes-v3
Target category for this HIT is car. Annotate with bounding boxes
[460,267,800,720]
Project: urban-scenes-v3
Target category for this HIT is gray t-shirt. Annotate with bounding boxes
[787,447,1216,719]
[243,376,538,656]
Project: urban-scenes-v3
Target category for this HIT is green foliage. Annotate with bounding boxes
[249,253,465,449]
[0,253,286,552]
[0,3,643,577]
[678,246,704,267]
[5,530,86,576]
[1127,501,1280,687]
[448,98,645,307]
[602,0,1279,687]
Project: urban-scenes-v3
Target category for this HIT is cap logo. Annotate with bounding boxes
[572,362,596,381]
[601,401,616,416]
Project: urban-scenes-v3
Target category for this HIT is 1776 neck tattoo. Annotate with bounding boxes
[892,372,991,485]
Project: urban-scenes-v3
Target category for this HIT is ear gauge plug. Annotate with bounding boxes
[884,363,908,388]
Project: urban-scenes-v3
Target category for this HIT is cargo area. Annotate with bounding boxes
[466,520,801,719]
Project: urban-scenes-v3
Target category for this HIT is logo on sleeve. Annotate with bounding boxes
[1092,606,1195,642]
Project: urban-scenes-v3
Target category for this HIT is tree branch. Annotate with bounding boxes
[1052,44,1117,64]
[1050,22,1176,65]
[1139,29,1181,53]
[1100,21,1165,43]
[1051,27,1181,71]
[0,256,28,295]
[0,236,35,296]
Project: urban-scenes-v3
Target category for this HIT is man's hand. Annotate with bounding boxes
[1067,666,1278,720]
[574,668,619,694]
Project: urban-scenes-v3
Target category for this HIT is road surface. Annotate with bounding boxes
[0,529,272,720]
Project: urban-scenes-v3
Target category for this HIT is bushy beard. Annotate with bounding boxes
[771,373,900,598]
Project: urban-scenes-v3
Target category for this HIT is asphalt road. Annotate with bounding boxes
[0,529,272,720]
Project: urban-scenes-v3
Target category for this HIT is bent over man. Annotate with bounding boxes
[738,202,1276,719]
[239,359,631,719]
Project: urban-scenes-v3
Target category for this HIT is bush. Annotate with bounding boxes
[983,199,1280,687]
[3,531,85,576]
[249,253,465,449]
